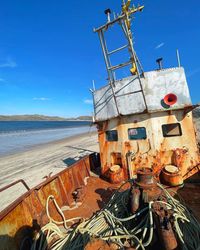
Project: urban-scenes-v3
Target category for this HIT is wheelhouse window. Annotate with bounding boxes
[162,123,182,137]
[106,130,118,141]
[128,127,147,140]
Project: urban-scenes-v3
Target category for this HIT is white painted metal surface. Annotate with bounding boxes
[93,67,191,121]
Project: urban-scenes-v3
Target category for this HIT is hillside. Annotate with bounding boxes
[0,115,92,121]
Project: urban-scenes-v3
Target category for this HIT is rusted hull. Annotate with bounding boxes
[0,153,199,250]
[0,153,101,250]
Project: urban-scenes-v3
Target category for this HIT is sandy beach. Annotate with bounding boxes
[0,131,99,211]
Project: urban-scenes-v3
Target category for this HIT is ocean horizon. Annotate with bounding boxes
[0,121,95,156]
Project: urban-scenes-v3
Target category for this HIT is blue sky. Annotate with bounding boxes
[0,0,199,117]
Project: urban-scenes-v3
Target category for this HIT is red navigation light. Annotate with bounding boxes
[163,93,177,106]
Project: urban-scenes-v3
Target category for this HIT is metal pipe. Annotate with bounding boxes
[135,51,145,77]
[108,60,132,71]
[123,20,148,110]
[95,5,144,33]
[176,49,181,67]
[0,179,30,192]
[92,80,96,91]
[108,44,129,55]
[107,12,111,22]
[120,21,129,37]
[98,31,120,116]
[104,8,112,23]
[113,72,116,80]
[94,14,126,33]
[120,19,144,76]
[156,58,163,70]
[98,30,115,84]
[115,90,142,98]
[91,89,97,118]
[126,151,136,179]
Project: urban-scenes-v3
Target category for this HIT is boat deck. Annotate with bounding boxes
[0,154,199,250]
[178,182,200,220]
[61,176,120,220]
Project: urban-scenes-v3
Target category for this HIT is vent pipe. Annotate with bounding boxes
[156,57,163,70]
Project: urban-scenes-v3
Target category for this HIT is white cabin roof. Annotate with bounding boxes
[93,67,191,122]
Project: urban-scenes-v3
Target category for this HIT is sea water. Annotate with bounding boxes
[0,121,94,156]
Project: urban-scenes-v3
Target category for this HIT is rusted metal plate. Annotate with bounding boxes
[0,153,99,249]
[98,110,200,181]
[62,177,119,220]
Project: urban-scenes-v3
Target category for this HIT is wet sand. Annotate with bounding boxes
[0,131,98,211]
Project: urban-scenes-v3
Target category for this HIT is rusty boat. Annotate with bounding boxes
[0,1,200,250]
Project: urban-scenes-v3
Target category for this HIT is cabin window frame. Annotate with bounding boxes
[128,127,147,140]
[106,130,118,141]
[162,123,182,137]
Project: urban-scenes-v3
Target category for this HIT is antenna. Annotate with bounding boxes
[176,49,181,67]
[92,80,96,91]
[104,9,111,23]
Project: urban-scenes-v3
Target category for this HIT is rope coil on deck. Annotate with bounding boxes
[30,181,200,250]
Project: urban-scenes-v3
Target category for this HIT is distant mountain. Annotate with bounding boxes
[74,116,93,121]
[0,114,92,121]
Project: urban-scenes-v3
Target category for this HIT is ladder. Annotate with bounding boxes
[94,1,148,113]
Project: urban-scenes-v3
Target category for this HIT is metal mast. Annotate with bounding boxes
[94,0,144,85]
[94,0,147,112]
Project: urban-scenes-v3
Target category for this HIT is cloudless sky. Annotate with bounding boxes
[0,0,199,117]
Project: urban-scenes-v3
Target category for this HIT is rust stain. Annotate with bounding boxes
[97,111,199,182]
[0,154,98,248]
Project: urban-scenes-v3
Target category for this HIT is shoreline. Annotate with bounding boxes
[0,129,97,158]
[0,123,93,134]
[0,124,96,157]
[0,130,98,183]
